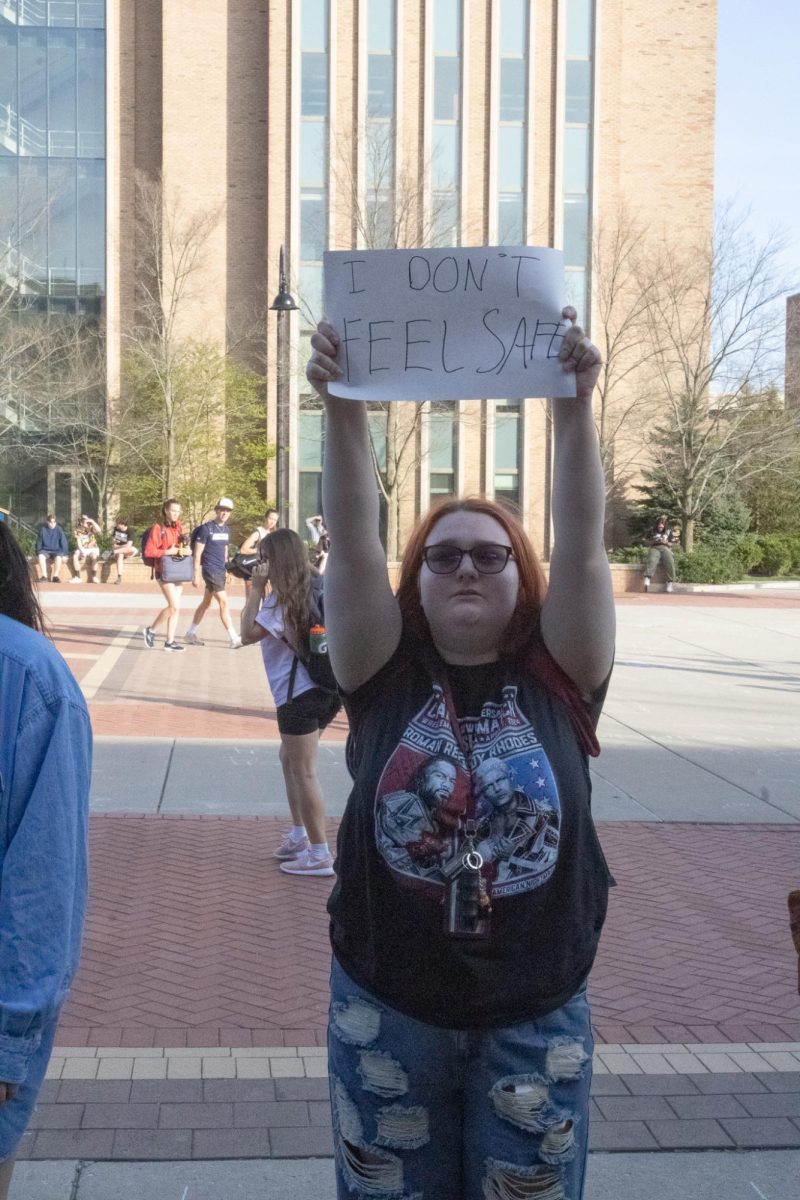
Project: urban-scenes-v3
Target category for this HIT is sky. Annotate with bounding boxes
[715,0,800,382]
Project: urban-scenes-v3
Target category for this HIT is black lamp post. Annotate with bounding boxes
[270,245,298,530]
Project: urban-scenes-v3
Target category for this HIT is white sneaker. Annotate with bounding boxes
[279,849,334,877]
[666,582,674,593]
[273,832,310,861]
[69,576,81,584]
[184,632,205,646]
[643,576,651,592]
[229,635,243,649]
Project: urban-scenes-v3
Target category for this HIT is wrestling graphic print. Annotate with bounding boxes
[374,684,560,910]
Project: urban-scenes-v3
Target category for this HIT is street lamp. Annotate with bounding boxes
[270,245,298,530]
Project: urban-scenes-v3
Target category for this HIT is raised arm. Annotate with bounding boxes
[539,309,615,695]
[307,322,401,692]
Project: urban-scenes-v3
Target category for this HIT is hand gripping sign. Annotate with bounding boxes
[323,245,576,402]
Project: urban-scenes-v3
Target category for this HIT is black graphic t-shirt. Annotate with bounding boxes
[328,632,613,1029]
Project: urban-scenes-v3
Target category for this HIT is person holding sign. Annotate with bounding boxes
[306,305,614,1200]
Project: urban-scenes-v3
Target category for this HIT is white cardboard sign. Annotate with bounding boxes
[323,245,575,402]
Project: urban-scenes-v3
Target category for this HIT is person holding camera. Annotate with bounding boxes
[306,307,614,1199]
[69,515,101,584]
[643,515,678,593]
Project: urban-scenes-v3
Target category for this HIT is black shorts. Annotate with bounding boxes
[202,570,228,593]
[277,688,342,736]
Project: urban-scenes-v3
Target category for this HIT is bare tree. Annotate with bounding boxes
[643,211,795,550]
[590,211,661,538]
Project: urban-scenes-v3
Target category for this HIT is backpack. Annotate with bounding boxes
[285,575,340,699]
[141,525,161,569]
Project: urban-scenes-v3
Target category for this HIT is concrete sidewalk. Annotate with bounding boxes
[9,1151,800,1199]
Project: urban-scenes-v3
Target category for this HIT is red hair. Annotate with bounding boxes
[396,496,547,658]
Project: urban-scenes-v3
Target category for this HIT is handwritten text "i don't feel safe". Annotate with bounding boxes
[324,245,576,403]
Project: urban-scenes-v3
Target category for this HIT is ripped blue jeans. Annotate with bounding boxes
[328,958,593,1200]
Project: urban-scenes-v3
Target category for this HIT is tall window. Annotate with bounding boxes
[563,0,593,317]
[431,0,461,246]
[497,0,528,245]
[494,403,520,507]
[365,0,395,248]
[0,3,106,313]
[298,0,329,326]
[429,402,457,498]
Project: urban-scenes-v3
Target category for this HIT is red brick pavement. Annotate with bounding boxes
[58,817,800,1048]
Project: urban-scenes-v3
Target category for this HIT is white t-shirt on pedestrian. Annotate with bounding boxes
[255,595,314,707]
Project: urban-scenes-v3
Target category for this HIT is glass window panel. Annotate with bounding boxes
[299,410,324,469]
[564,268,587,319]
[495,413,519,470]
[499,57,525,122]
[367,53,394,118]
[48,28,76,155]
[498,193,524,245]
[368,0,394,52]
[563,194,588,266]
[301,52,328,117]
[431,123,457,188]
[434,0,460,54]
[77,157,103,291]
[434,55,460,121]
[430,471,455,496]
[566,59,590,123]
[299,472,323,526]
[365,192,394,249]
[301,0,328,51]
[300,119,325,186]
[431,189,459,247]
[500,0,527,57]
[367,406,387,472]
[365,122,393,189]
[300,190,326,261]
[566,0,592,59]
[0,160,17,276]
[0,32,17,149]
[18,158,47,288]
[564,126,589,193]
[48,158,76,287]
[299,262,323,326]
[76,27,104,155]
[18,29,47,154]
[77,2,106,29]
[498,124,524,191]
[494,474,519,504]
[429,410,455,470]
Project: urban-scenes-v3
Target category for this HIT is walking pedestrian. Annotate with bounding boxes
[0,523,90,1199]
[240,528,341,877]
[142,499,188,652]
[35,514,68,582]
[238,509,279,596]
[69,515,101,583]
[305,514,330,573]
[184,499,242,648]
[305,307,615,1199]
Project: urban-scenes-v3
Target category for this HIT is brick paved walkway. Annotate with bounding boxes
[60,817,800,1047]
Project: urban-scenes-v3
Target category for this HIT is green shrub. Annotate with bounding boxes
[751,534,793,577]
[11,525,36,557]
[673,546,743,584]
[606,545,646,564]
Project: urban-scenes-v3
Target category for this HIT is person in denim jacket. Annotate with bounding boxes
[0,523,91,1196]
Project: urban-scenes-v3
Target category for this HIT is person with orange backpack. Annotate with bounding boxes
[141,499,189,652]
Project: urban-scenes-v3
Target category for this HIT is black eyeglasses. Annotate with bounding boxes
[422,543,515,575]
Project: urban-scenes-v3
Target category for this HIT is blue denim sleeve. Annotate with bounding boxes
[0,698,91,1084]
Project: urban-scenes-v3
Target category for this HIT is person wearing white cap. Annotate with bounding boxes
[184,499,242,648]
